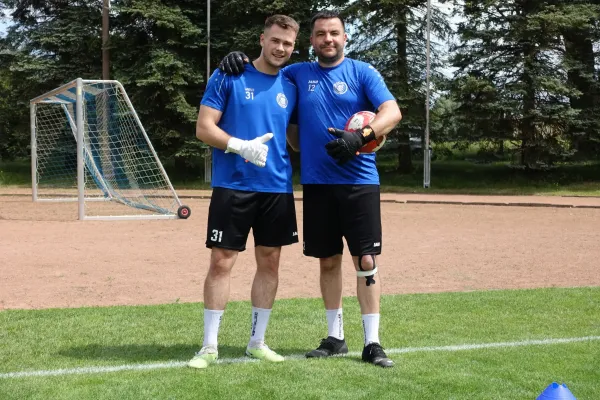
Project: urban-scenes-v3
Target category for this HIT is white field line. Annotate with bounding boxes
[1,335,599,379]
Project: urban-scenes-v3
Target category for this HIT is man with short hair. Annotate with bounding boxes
[188,14,300,369]
[219,10,402,368]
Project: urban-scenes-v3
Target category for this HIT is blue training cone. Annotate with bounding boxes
[536,382,577,400]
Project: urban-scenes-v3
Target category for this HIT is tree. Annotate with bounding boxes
[343,0,452,172]
[557,1,600,157]
[450,0,583,167]
[0,0,105,160]
[0,0,335,170]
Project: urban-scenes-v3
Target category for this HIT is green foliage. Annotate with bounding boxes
[109,0,207,163]
[450,0,600,167]
[0,0,107,160]
[0,0,600,175]
[344,0,453,138]
[0,0,330,167]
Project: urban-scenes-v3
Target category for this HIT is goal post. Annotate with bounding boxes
[30,78,191,220]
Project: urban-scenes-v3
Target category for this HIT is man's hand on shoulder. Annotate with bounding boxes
[219,51,249,75]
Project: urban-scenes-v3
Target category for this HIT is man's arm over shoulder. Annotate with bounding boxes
[282,62,305,85]
[219,51,249,75]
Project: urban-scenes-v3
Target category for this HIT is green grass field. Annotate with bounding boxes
[6,158,600,196]
[377,161,600,195]
[167,157,600,196]
[2,287,599,399]
[4,154,600,196]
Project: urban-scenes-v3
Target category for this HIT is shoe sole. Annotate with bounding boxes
[188,360,211,369]
[306,351,348,358]
[363,358,394,368]
[188,354,218,369]
[245,351,284,362]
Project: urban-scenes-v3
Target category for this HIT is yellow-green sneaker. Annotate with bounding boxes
[245,343,284,362]
[188,345,218,369]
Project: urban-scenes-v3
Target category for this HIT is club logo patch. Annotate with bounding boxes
[333,81,348,95]
[276,93,288,108]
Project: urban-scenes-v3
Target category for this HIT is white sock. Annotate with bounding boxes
[202,309,224,347]
[326,308,344,340]
[249,307,272,347]
[362,313,380,345]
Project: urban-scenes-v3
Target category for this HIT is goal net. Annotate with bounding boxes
[30,78,190,220]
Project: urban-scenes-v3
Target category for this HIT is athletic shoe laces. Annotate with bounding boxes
[318,337,341,351]
[367,343,387,359]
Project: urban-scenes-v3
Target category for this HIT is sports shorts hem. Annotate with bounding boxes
[206,243,246,252]
[303,250,381,258]
[256,238,299,248]
[348,249,381,257]
[302,250,342,259]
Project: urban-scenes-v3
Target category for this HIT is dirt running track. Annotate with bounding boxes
[1,190,600,310]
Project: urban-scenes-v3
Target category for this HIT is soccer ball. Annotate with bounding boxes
[344,111,386,153]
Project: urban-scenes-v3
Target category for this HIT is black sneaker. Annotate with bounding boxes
[306,336,349,358]
[362,342,394,368]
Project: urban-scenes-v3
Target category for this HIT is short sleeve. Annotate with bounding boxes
[282,63,303,85]
[200,68,230,111]
[360,63,395,110]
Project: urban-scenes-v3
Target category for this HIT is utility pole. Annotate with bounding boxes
[423,0,431,188]
[207,0,211,81]
[102,0,110,80]
[204,0,213,184]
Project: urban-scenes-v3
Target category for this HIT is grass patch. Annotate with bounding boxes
[3,157,600,196]
[0,160,30,187]
[376,159,600,196]
[1,287,599,399]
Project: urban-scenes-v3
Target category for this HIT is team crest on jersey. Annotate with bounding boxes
[276,93,288,108]
[333,81,348,95]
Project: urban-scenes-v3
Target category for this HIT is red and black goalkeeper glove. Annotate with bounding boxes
[218,51,249,75]
[324,125,376,164]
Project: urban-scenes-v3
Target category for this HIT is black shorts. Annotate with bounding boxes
[302,184,382,258]
[206,187,298,251]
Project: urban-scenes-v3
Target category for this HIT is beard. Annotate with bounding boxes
[315,46,343,65]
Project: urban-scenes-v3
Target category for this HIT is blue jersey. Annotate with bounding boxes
[283,58,395,185]
[201,64,297,193]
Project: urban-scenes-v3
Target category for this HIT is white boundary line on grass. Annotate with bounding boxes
[2,335,599,379]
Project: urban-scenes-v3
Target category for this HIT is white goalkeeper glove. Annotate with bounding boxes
[226,133,274,167]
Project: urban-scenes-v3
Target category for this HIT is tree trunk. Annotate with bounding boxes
[397,136,413,172]
[519,0,538,167]
[521,48,537,167]
[563,26,597,155]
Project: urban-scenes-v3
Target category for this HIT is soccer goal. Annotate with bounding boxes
[30,78,191,220]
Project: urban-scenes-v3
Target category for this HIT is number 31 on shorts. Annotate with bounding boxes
[211,229,223,242]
